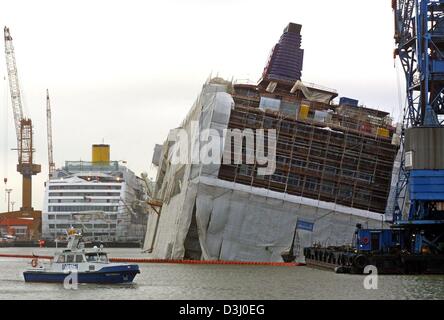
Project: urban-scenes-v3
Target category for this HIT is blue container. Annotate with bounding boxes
[409,170,444,201]
[339,97,359,107]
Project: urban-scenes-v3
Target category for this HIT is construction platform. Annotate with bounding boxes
[304,246,444,275]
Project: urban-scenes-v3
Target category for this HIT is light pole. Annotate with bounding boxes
[5,189,12,212]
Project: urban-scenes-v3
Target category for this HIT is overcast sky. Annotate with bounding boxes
[0,0,403,212]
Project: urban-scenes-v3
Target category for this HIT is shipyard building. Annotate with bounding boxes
[42,145,147,243]
[143,23,399,262]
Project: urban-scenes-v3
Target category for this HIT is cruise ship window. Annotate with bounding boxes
[94,224,108,229]
[321,182,335,195]
[57,255,65,263]
[75,255,84,263]
[66,255,75,263]
[305,177,319,191]
[288,173,303,187]
[355,189,371,201]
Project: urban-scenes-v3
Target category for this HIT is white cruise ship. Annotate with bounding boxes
[42,145,147,243]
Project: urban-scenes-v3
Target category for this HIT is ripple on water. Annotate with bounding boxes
[0,248,443,300]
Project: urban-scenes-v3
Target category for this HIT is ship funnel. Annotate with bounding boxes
[92,144,110,165]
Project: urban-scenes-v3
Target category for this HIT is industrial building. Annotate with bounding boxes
[143,23,400,262]
[42,145,147,243]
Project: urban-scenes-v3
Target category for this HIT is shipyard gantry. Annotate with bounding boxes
[305,0,444,274]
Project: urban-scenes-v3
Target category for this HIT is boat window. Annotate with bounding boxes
[57,255,65,263]
[66,255,75,263]
[97,253,108,263]
[75,255,84,263]
[85,253,108,263]
[85,254,98,262]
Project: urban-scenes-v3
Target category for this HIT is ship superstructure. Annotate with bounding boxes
[42,145,147,243]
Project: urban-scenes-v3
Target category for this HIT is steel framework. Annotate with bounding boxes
[46,89,55,178]
[393,0,444,220]
[4,27,41,212]
[392,1,444,258]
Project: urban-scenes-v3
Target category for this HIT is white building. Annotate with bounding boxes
[42,145,147,243]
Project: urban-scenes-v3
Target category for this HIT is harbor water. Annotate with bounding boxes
[0,248,443,300]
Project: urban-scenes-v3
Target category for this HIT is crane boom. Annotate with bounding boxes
[3,26,40,213]
[4,27,24,152]
[393,0,444,128]
[46,89,55,178]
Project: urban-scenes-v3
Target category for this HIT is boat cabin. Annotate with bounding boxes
[54,251,109,264]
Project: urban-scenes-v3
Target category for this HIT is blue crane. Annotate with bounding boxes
[392,0,444,256]
[304,1,444,274]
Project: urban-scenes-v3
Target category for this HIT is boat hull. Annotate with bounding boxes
[23,265,140,284]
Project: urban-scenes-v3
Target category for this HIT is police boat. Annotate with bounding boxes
[23,228,140,284]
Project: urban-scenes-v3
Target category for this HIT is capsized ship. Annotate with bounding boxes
[143,23,400,263]
[23,228,140,283]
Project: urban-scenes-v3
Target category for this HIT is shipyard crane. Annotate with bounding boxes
[392,0,444,255]
[46,89,55,178]
[304,1,444,274]
[4,26,41,213]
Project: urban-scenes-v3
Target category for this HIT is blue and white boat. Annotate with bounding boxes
[23,229,140,284]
